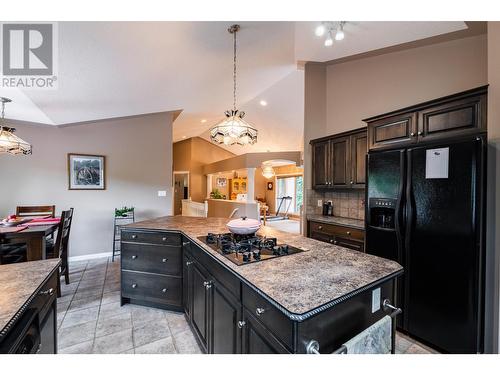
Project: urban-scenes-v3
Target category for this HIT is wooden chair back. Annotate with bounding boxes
[16,205,56,218]
[54,208,74,268]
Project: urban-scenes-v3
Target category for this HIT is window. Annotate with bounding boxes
[276,175,303,215]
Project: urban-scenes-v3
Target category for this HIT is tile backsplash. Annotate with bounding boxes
[305,189,365,220]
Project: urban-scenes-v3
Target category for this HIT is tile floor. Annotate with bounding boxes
[57,256,435,354]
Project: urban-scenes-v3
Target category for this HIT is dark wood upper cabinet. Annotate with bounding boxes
[367,113,417,150]
[364,86,487,151]
[351,131,367,187]
[312,140,330,188]
[310,127,367,190]
[330,136,350,188]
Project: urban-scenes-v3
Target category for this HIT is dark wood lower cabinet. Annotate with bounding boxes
[122,230,398,354]
[210,280,242,354]
[241,309,290,354]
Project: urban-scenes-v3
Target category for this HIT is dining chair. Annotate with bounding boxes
[16,205,56,218]
[46,208,74,297]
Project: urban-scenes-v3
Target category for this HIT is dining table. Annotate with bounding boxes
[0,220,60,261]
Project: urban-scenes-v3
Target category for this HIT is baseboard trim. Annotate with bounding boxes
[69,252,113,262]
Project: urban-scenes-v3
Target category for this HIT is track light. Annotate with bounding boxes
[315,24,326,37]
[324,31,333,47]
[335,22,345,41]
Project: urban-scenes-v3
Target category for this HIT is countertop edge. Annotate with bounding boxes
[307,216,365,230]
[0,259,61,340]
[122,225,401,322]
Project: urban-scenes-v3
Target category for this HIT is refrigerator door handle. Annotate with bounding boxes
[394,150,405,264]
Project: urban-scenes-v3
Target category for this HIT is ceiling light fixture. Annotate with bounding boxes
[316,21,347,47]
[0,97,32,155]
[200,119,207,123]
[259,100,267,106]
[210,24,258,146]
[261,162,275,179]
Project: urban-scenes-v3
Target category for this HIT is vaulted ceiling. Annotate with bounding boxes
[1,21,468,154]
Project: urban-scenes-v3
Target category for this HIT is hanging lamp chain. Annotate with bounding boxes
[233,25,237,112]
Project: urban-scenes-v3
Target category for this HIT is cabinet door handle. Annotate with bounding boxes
[410,132,415,137]
[237,321,246,329]
[186,261,194,266]
[183,242,190,247]
[329,239,334,243]
[318,225,323,230]
[203,281,213,289]
[256,307,266,316]
[131,255,137,259]
[162,237,168,241]
[162,258,168,263]
[131,234,137,239]
[39,287,54,296]
[346,231,351,236]
[132,283,137,289]
[162,288,167,293]
[350,181,354,184]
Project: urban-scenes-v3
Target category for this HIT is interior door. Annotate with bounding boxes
[406,137,484,353]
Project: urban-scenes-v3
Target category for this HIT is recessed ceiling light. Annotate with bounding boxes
[259,100,267,106]
[201,119,207,123]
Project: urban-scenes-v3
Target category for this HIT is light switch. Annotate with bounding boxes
[317,199,323,207]
[158,190,167,197]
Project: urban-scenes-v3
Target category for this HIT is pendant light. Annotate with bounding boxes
[210,24,258,146]
[0,97,32,155]
[261,162,275,179]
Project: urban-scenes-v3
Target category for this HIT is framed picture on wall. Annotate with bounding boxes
[68,153,106,190]
[216,177,227,187]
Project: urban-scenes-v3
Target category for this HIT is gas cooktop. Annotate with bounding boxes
[198,232,304,266]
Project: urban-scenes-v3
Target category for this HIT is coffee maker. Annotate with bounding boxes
[322,201,333,216]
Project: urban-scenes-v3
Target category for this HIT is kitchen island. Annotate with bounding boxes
[0,259,60,354]
[121,216,403,354]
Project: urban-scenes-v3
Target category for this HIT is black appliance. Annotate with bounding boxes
[322,201,333,216]
[365,134,486,354]
[198,233,304,266]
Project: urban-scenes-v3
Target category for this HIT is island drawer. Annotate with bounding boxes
[121,271,182,307]
[242,283,293,349]
[121,243,182,276]
[121,230,181,246]
[309,221,364,241]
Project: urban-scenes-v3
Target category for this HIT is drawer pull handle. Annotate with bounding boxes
[162,258,168,263]
[39,287,54,296]
[162,288,167,293]
[132,283,137,289]
[418,131,423,136]
[318,225,323,230]
[350,181,354,184]
[162,237,167,241]
[186,261,194,266]
[256,307,265,316]
[183,242,190,246]
[131,235,137,239]
[237,321,246,329]
[329,239,334,243]
[203,281,213,290]
[346,231,351,236]
[334,240,338,245]
[131,255,137,260]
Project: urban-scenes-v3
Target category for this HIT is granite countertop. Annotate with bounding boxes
[125,216,402,318]
[0,259,61,338]
[307,214,365,230]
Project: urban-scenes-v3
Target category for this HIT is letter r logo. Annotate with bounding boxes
[2,24,53,75]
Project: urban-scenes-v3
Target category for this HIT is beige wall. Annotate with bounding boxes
[487,21,500,354]
[0,112,174,258]
[173,137,235,203]
[325,34,487,134]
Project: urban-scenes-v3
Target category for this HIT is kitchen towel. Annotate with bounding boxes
[27,217,61,226]
[342,315,392,354]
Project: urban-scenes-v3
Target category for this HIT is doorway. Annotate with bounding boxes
[173,172,189,216]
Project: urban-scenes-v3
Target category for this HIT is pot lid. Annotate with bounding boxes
[227,216,260,228]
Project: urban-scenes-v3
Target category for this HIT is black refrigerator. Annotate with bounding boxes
[365,134,486,354]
